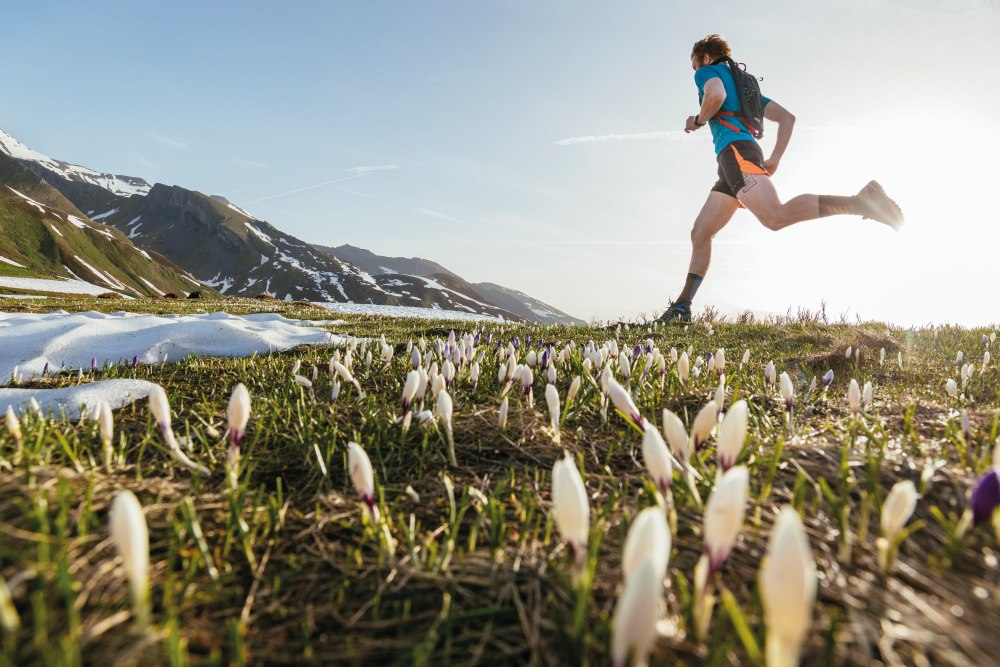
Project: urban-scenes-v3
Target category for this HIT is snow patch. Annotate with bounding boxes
[0,255,26,268]
[6,186,47,214]
[90,208,120,221]
[245,223,273,245]
[140,277,166,296]
[0,276,120,296]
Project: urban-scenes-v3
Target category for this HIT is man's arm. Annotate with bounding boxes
[762,101,795,174]
[685,77,726,132]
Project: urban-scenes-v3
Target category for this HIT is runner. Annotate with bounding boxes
[658,34,903,323]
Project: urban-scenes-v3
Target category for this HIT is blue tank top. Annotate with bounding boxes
[694,63,771,155]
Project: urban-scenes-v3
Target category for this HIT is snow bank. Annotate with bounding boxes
[1,379,157,421]
[0,310,346,385]
[0,276,119,296]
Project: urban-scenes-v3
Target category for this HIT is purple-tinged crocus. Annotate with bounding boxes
[703,465,749,577]
[347,441,378,522]
[971,468,1000,526]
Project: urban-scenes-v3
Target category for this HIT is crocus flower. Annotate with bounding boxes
[109,490,150,629]
[717,400,748,472]
[333,361,366,399]
[567,376,581,405]
[437,389,456,466]
[945,379,958,397]
[691,400,718,449]
[881,480,917,543]
[91,357,97,372]
[848,379,862,415]
[822,369,834,389]
[845,346,852,360]
[293,375,312,390]
[546,383,561,444]
[961,409,970,442]
[619,352,631,382]
[861,381,873,411]
[715,348,726,376]
[779,372,795,412]
[741,348,750,367]
[99,401,114,470]
[703,465,749,576]
[410,346,421,370]
[132,355,139,369]
[678,352,690,386]
[607,377,644,431]
[764,360,776,387]
[956,351,964,365]
[611,558,662,667]
[880,347,886,366]
[401,370,420,415]
[148,385,209,476]
[971,469,1000,525]
[552,456,590,568]
[622,506,671,583]
[661,409,689,465]
[5,406,22,449]
[347,442,378,521]
[714,379,726,415]
[498,396,509,430]
[228,383,251,449]
[547,363,557,385]
[759,507,816,667]
[641,422,673,495]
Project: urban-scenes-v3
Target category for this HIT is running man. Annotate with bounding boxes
[658,34,903,323]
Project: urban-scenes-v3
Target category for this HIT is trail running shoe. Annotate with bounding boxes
[656,300,691,324]
[856,180,904,230]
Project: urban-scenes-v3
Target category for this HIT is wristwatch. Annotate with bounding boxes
[693,114,705,127]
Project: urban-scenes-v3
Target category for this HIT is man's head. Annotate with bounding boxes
[691,34,731,70]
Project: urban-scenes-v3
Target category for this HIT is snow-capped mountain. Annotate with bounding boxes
[0,129,150,198]
[0,150,213,298]
[318,244,585,325]
[1,128,577,321]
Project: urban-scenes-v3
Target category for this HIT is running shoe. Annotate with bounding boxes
[656,300,691,324]
[856,180,904,230]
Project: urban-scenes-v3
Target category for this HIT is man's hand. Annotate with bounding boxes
[684,116,701,133]
[763,157,780,175]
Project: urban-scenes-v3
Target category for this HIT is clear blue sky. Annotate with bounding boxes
[5,1,1000,324]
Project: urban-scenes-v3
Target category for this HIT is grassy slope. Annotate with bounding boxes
[0,298,998,666]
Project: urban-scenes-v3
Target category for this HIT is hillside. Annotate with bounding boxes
[0,152,212,298]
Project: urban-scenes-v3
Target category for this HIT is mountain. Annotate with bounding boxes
[0,150,210,298]
[318,244,584,325]
[0,128,564,321]
[317,244,461,281]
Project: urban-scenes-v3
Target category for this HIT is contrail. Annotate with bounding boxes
[245,172,371,204]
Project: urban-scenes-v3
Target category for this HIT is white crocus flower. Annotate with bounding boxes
[690,400,718,450]
[845,346,852,360]
[607,377,644,431]
[5,406,21,448]
[714,378,726,414]
[611,558,662,667]
[567,376,582,405]
[547,363,557,385]
[879,347,886,366]
[945,379,958,398]
[148,385,209,476]
[956,350,964,365]
[498,396,509,430]
[848,379,862,415]
[779,372,795,412]
[678,352,690,386]
[861,381,873,411]
[703,465,749,575]
[333,361,366,399]
[764,360,776,387]
[741,348,750,367]
[878,479,918,572]
[227,383,251,449]
[759,507,816,667]
[437,390,456,466]
[99,401,114,471]
[717,400,748,472]
[619,352,631,382]
[662,409,689,465]
[641,421,673,495]
[552,456,590,568]
[622,506,671,583]
[715,348,726,376]
[109,490,150,629]
[546,383,561,444]
[347,441,378,521]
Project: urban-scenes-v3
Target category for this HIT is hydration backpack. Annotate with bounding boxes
[711,57,764,139]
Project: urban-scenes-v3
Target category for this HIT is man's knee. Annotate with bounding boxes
[755,211,785,231]
[691,226,714,245]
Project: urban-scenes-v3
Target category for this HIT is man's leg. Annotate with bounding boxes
[737,175,903,231]
[659,191,739,322]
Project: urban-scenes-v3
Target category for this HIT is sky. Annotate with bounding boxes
[4,0,1000,326]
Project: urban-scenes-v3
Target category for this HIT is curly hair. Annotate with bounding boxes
[691,34,731,61]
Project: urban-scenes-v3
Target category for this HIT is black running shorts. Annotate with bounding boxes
[711,140,769,199]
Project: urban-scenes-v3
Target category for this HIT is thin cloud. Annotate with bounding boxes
[554,130,689,145]
[136,154,154,167]
[339,187,379,199]
[415,208,475,227]
[347,164,399,174]
[245,173,370,204]
[148,133,188,150]
[232,158,268,169]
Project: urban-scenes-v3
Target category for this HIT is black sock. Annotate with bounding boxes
[818,194,860,218]
[677,273,703,304]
